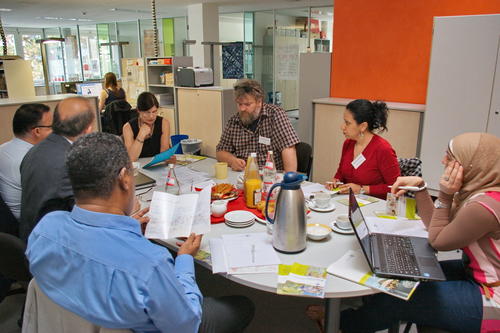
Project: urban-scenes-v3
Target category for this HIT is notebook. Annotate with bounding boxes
[348,189,445,281]
[135,171,156,190]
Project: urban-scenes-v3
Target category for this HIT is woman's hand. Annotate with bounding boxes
[391,176,425,197]
[440,161,463,195]
[326,178,341,190]
[138,123,152,141]
[339,183,361,194]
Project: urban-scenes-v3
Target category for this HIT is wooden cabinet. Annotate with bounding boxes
[311,98,424,183]
[421,14,500,191]
[176,87,235,158]
[0,59,35,99]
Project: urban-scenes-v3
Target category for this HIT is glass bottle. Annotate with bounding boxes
[244,152,262,208]
[262,150,277,200]
[165,163,180,195]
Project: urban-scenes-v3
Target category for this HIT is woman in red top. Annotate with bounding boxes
[328,99,400,199]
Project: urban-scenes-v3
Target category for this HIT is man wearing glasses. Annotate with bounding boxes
[0,103,53,222]
[216,79,299,172]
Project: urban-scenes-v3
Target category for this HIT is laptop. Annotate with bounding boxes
[348,189,445,281]
[135,171,156,190]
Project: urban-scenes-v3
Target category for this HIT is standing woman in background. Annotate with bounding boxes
[123,92,172,162]
[98,72,126,112]
[328,99,400,199]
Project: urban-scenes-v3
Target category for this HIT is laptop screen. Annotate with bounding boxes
[348,189,373,268]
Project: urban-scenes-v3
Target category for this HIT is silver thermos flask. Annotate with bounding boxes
[265,172,306,253]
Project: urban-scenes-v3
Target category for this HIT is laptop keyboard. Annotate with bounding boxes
[378,234,421,276]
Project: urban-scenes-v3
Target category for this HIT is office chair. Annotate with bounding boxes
[23,279,132,333]
[102,100,134,136]
[0,193,19,236]
[296,142,313,178]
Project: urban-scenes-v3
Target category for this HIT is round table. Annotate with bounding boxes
[138,157,384,333]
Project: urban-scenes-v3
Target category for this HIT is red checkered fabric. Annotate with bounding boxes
[216,103,299,171]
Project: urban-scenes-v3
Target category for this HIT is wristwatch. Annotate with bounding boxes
[360,186,366,195]
[434,199,450,209]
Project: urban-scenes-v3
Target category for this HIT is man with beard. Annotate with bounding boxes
[216,79,299,172]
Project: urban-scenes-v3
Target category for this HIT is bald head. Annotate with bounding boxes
[53,97,95,139]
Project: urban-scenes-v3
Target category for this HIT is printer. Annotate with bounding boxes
[176,67,214,87]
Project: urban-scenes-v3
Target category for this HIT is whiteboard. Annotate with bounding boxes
[421,14,500,191]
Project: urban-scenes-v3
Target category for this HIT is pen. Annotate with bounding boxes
[388,185,420,191]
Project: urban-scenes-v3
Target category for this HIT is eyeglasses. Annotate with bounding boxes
[34,125,52,129]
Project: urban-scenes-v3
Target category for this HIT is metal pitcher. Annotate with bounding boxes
[265,172,306,253]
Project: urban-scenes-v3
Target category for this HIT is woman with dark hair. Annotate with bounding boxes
[327,99,400,199]
[98,72,126,112]
[122,92,172,162]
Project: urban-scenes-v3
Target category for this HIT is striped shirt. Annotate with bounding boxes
[463,192,500,332]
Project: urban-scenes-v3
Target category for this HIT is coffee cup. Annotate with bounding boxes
[335,214,351,230]
[211,200,228,217]
[313,192,331,209]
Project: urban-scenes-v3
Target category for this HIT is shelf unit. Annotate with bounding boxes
[0,59,36,99]
[145,57,193,135]
[145,56,192,106]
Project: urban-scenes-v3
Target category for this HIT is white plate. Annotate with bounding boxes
[306,200,336,212]
[224,210,255,223]
[329,221,354,235]
[225,220,255,228]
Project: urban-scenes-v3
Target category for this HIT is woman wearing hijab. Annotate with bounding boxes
[340,132,500,333]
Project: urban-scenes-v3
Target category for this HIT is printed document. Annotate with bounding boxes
[145,186,211,239]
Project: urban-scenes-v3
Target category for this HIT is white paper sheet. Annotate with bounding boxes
[365,216,428,238]
[209,236,279,275]
[174,166,211,193]
[209,238,228,274]
[222,233,281,269]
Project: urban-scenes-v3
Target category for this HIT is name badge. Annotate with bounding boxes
[258,136,271,145]
[351,153,366,169]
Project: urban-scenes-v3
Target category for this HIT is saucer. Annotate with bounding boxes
[330,221,354,235]
[306,200,336,212]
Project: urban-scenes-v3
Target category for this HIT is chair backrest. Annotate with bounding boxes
[0,232,30,282]
[398,157,422,177]
[171,134,189,154]
[22,279,132,333]
[102,100,133,136]
[296,142,313,178]
[0,193,19,236]
[398,158,423,198]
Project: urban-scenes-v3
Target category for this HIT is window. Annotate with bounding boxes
[21,34,44,85]
[79,25,101,80]
[0,34,16,55]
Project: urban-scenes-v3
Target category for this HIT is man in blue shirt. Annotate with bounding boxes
[26,132,254,333]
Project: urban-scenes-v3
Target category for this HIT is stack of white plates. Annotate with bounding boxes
[224,210,255,228]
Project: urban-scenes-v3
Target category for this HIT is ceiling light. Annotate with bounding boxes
[0,8,12,12]
[110,7,159,14]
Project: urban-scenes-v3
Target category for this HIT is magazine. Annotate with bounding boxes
[327,250,419,301]
[277,262,327,298]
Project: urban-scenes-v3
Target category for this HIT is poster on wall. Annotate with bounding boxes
[222,42,244,79]
[277,44,299,80]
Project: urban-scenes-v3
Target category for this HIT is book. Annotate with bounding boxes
[327,250,419,301]
[144,186,211,239]
[143,143,180,168]
[277,263,327,298]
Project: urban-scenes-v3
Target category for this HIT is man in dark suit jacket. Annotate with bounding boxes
[19,97,95,241]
